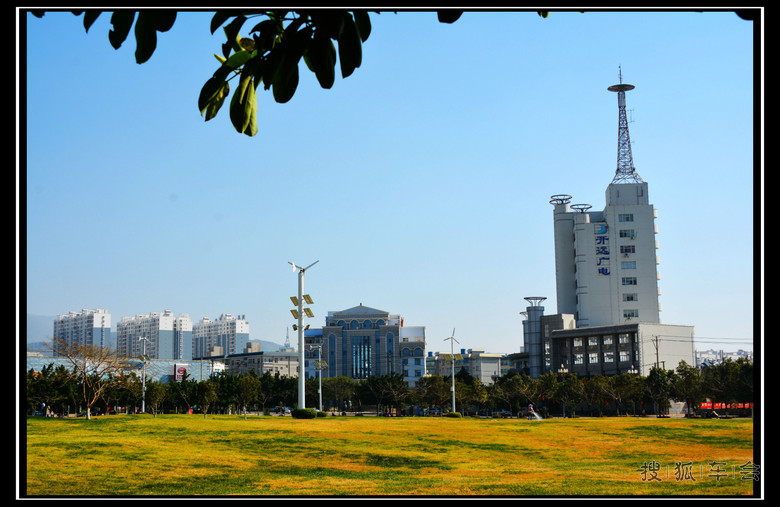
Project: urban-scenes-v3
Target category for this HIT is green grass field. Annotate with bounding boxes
[25,414,756,497]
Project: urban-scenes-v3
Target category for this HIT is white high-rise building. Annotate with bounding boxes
[116,310,192,360]
[551,183,660,327]
[551,69,661,328]
[192,313,250,358]
[53,308,111,352]
[527,71,695,378]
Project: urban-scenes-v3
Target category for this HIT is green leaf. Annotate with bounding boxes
[303,34,336,89]
[198,77,230,121]
[337,13,362,78]
[108,10,135,50]
[271,26,310,103]
[224,49,255,70]
[221,15,247,59]
[311,11,345,40]
[437,11,462,23]
[82,11,102,32]
[249,18,282,52]
[210,11,239,34]
[229,70,256,134]
[243,84,258,137]
[134,11,158,64]
[133,10,177,64]
[352,10,371,42]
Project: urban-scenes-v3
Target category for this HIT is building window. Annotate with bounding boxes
[573,338,583,347]
[623,309,639,319]
[620,245,636,254]
[574,353,584,365]
[603,352,614,363]
[621,261,636,269]
[619,229,635,239]
[623,293,638,302]
[351,336,372,379]
[589,352,599,364]
[620,350,630,362]
[603,335,613,345]
[622,277,637,286]
[619,333,631,344]
[618,213,634,222]
[588,337,599,346]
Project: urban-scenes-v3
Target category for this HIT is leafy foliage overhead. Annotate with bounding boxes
[31,10,468,137]
[32,9,752,138]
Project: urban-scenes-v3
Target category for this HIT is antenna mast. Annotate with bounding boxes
[608,66,644,184]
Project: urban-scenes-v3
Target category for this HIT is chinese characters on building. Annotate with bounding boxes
[596,224,609,275]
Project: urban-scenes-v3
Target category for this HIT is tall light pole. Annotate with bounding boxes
[289,260,318,409]
[309,344,326,412]
[138,336,150,414]
[444,328,458,414]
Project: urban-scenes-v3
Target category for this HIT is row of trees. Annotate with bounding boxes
[27,340,753,419]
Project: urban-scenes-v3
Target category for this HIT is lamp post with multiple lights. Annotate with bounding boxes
[444,329,458,414]
[289,260,318,410]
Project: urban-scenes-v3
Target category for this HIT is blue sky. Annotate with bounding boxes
[23,10,758,355]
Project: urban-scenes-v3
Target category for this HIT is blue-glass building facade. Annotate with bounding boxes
[319,304,402,380]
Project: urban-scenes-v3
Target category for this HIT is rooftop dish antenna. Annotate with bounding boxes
[524,297,547,307]
[549,194,572,205]
[571,203,592,213]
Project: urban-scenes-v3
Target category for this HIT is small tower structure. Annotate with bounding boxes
[608,66,644,184]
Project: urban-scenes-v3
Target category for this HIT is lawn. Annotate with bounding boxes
[24,414,757,497]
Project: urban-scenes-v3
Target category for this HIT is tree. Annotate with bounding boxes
[49,337,131,420]
[238,373,260,418]
[581,375,609,417]
[673,361,704,416]
[554,372,583,418]
[168,377,198,413]
[413,375,449,412]
[255,371,276,413]
[734,358,754,417]
[701,358,751,415]
[645,367,677,416]
[195,380,218,419]
[145,380,167,417]
[27,364,71,415]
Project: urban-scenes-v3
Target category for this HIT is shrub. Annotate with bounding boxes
[444,412,462,418]
[291,408,317,419]
[316,411,327,418]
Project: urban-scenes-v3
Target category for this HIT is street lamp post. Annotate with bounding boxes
[558,363,569,417]
[139,336,150,414]
[289,260,318,410]
[309,344,326,412]
[444,329,458,414]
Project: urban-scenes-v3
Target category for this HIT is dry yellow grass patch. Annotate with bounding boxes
[26,415,755,497]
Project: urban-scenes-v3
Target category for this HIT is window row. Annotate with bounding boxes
[572,333,634,348]
[572,350,636,364]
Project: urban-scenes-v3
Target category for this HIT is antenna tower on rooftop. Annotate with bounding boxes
[608,66,644,184]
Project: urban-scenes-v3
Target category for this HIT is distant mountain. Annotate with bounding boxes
[26,314,54,344]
